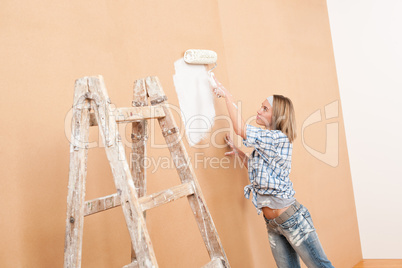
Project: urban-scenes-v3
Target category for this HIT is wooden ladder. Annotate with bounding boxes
[64,75,230,268]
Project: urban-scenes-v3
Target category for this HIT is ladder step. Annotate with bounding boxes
[89,106,165,126]
[202,258,226,268]
[139,181,195,211]
[84,182,195,216]
[85,193,121,216]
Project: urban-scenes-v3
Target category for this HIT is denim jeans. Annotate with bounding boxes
[264,204,334,268]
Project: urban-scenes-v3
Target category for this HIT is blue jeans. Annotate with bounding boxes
[264,204,334,268]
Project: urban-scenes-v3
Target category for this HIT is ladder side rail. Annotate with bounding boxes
[88,76,158,268]
[130,79,149,262]
[64,79,92,268]
[145,76,230,267]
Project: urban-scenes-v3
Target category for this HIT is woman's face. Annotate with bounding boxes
[256,99,272,129]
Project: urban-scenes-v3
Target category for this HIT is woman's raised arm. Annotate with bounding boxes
[211,73,247,140]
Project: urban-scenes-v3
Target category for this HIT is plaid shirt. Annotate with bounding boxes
[242,124,295,214]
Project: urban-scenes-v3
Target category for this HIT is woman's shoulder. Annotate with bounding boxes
[244,125,291,147]
[270,130,290,143]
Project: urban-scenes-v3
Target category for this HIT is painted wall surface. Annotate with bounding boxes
[0,0,361,267]
[327,0,402,258]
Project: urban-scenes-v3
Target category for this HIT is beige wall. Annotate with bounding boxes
[0,0,361,267]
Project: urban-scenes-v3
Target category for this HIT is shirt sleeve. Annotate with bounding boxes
[242,124,278,158]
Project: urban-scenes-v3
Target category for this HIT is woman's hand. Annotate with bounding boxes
[224,133,239,156]
[224,133,249,168]
[210,72,228,98]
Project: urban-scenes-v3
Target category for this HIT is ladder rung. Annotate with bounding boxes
[84,182,195,216]
[85,193,121,216]
[89,106,165,126]
[139,182,195,211]
[202,258,226,268]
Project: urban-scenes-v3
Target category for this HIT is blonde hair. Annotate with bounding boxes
[271,95,297,143]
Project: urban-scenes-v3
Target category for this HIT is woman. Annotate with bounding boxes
[211,74,334,268]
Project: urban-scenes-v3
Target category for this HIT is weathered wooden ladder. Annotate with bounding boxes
[64,75,229,268]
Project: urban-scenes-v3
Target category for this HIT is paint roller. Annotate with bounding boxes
[184,49,219,89]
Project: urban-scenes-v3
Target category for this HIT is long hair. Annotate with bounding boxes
[271,95,297,143]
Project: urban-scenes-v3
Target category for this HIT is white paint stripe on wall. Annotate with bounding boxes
[327,0,402,258]
[172,58,215,146]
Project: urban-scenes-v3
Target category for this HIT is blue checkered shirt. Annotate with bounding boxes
[242,124,295,214]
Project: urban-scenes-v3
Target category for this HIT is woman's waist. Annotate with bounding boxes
[262,206,290,220]
[257,192,296,218]
[251,190,296,217]
[263,199,300,220]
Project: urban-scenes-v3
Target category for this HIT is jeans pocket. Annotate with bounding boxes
[301,209,315,230]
